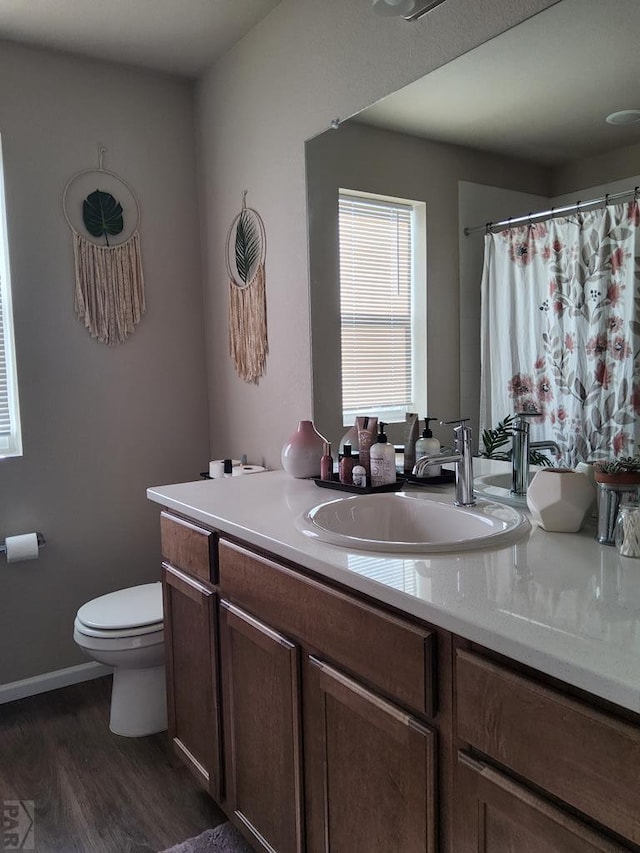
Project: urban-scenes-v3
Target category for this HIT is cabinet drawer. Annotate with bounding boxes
[219,539,436,717]
[456,649,640,846]
[160,512,216,584]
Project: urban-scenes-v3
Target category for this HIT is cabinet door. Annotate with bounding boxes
[455,752,630,853]
[456,649,640,845]
[306,656,436,853]
[162,563,222,799]
[220,599,304,853]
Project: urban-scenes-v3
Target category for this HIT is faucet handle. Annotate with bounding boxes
[443,417,472,436]
[513,410,540,432]
[443,418,473,452]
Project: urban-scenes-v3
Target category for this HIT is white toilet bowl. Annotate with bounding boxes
[73,582,167,737]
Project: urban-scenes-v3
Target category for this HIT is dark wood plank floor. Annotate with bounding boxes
[0,676,225,852]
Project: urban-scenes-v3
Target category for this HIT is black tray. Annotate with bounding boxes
[312,475,402,495]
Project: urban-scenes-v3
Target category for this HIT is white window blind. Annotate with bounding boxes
[0,134,22,458]
[339,193,413,421]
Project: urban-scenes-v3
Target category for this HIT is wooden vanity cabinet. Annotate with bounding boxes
[304,656,437,853]
[158,509,640,853]
[160,514,222,800]
[455,753,630,853]
[454,648,640,852]
[217,538,442,853]
[218,599,304,853]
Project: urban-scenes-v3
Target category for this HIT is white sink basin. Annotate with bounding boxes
[298,491,530,553]
[474,472,533,506]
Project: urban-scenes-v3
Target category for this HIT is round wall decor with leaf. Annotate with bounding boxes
[62,148,145,346]
[225,194,268,384]
[82,189,124,246]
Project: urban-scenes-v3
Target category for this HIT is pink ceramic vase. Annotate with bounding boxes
[281,420,327,478]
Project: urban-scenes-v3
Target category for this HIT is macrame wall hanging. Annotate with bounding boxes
[62,146,145,345]
[225,191,268,383]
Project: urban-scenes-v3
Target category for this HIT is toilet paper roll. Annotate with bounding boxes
[209,459,241,478]
[5,532,39,562]
[232,465,267,476]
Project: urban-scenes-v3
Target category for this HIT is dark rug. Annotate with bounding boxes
[160,822,254,853]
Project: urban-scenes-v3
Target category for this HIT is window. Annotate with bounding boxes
[0,135,22,458]
[338,190,426,426]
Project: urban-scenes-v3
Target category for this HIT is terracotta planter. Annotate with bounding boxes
[594,471,640,486]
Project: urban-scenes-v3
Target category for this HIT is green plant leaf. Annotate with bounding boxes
[83,189,124,244]
[235,209,261,284]
[595,455,640,475]
[479,414,514,458]
[529,449,553,467]
[481,414,554,466]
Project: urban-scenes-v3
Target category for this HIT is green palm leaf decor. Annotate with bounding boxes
[480,414,552,466]
[234,209,261,285]
[226,197,268,383]
[480,414,514,461]
[83,189,124,246]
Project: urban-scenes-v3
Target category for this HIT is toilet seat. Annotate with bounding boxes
[74,618,164,652]
[76,582,163,632]
[73,617,164,640]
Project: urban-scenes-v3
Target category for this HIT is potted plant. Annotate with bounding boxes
[594,456,640,486]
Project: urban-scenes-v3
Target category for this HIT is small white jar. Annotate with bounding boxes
[352,465,367,488]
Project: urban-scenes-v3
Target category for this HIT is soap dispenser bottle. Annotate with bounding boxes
[415,418,441,478]
[370,422,396,487]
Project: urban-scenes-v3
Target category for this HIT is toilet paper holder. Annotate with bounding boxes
[0,532,46,556]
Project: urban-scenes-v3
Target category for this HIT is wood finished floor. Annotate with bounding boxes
[0,676,225,852]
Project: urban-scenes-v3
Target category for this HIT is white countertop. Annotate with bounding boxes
[147,464,640,713]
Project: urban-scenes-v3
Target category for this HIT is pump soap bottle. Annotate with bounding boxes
[370,422,396,487]
[415,418,441,478]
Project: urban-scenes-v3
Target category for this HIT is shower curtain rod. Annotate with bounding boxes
[463,185,640,237]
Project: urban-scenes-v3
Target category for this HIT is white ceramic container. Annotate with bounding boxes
[526,469,596,532]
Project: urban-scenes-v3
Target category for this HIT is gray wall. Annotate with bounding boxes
[552,140,640,196]
[196,0,560,469]
[0,42,209,684]
[306,121,550,448]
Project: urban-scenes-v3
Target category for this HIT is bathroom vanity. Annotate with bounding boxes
[148,469,640,853]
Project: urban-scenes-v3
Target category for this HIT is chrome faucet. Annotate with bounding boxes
[511,412,561,496]
[412,419,475,507]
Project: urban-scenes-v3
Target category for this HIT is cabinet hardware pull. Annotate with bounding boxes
[458,751,486,773]
[220,599,295,650]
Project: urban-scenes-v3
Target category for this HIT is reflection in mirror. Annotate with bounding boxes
[307,0,640,464]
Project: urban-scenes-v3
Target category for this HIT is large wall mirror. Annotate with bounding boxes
[307,0,640,464]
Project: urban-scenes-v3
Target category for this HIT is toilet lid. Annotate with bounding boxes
[76,582,163,631]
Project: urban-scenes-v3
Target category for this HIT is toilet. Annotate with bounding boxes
[73,582,167,737]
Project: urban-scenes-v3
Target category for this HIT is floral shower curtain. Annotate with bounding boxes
[480,201,640,467]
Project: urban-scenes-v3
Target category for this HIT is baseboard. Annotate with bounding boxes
[0,662,113,704]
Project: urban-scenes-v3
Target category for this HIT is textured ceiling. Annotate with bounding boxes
[0,0,281,77]
[355,0,640,165]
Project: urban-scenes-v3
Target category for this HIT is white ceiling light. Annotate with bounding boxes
[372,0,447,20]
[605,109,640,126]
